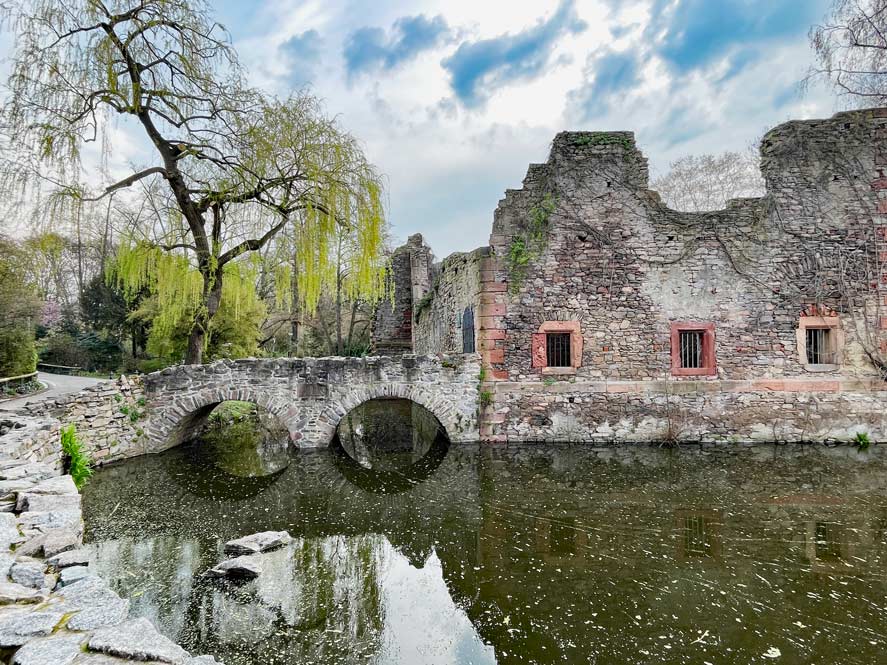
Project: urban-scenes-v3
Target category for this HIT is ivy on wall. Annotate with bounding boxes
[506,193,557,294]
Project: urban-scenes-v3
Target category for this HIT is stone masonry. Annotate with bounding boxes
[383,108,887,444]
[0,413,221,664]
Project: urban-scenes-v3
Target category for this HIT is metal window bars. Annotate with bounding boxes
[546,333,572,367]
[461,307,475,353]
[678,330,704,369]
[805,327,835,364]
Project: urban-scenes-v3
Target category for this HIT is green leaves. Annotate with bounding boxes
[60,424,92,490]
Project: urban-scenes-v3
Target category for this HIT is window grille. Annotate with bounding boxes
[546,333,571,367]
[806,328,834,364]
[679,330,704,369]
[461,307,475,353]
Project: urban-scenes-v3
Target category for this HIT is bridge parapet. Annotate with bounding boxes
[144,353,482,451]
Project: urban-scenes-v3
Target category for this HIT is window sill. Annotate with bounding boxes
[542,367,577,376]
[802,363,841,373]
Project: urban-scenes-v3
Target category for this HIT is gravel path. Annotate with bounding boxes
[0,372,108,412]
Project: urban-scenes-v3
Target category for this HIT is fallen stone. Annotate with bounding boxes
[42,529,80,558]
[56,576,128,631]
[16,493,81,513]
[10,557,51,590]
[88,617,190,663]
[12,632,87,665]
[0,582,45,605]
[206,555,262,580]
[57,565,90,588]
[47,548,90,570]
[224,530,292,555]
[0,605,66,647]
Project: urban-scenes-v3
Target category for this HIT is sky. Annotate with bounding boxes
[3,0,840,257]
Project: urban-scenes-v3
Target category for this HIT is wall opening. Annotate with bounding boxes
[332,398,449,493]
[179,401,291,477]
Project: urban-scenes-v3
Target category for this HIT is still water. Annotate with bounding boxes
[82,400,887,665]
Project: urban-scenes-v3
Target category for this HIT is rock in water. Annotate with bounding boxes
[223,531,292,555]
[206,555,262,580]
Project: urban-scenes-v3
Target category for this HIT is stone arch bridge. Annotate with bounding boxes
[140,354,481,452]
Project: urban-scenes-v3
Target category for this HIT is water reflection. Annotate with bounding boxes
[83,431,887,665]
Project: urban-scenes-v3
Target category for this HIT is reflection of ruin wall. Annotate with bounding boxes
[492,380,887,443]
[413,248,487,355]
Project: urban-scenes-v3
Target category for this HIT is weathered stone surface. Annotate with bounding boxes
[185,657,223,665]
[0,512,24,548]
[47,548,91,570]
[15,535,47,557]
[0,606,66,647]
[27,476,78,496]
[18,510,81,534]
[12,632,87,665]
[56,575,129,631]
[57,565,90,588]
[88,617,190,664]
[17,493,81,513]
[10,557,51,590]
[0,582,45,605]
[223,530,292,555]
[42,529,80,558]
[206,555,262,580]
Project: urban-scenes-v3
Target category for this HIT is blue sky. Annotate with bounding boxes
[7,0,838,256]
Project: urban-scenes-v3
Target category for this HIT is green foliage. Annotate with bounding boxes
[414,291,435,322]
[0,237,40,377]
[479,390,494,408]
[506,193,557,294]
[123,259,266,363]
[60,425,92,490]
[854,431,872,450]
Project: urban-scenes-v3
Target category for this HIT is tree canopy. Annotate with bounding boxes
[2,0,388,364]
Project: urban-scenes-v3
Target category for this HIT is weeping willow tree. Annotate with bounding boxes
[1,0,388,364]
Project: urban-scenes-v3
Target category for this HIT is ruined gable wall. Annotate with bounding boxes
[479,110,887,442]
[485,113,884,384]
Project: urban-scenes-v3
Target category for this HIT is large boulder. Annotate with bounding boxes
[223,531,292,556]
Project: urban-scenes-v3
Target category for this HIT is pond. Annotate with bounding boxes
[82,399,887,665]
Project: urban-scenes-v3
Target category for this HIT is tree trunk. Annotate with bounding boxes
[290,250,299,355]
[185,267,223,365]
[335,269,343,355]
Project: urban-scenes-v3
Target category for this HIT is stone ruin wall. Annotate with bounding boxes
[371,234,434,355]
[413,247,488,355]
[399,108,887,443]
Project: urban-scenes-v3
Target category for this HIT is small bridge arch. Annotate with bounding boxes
[142,355,481,452]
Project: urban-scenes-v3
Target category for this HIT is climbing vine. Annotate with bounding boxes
[506,193,557,294]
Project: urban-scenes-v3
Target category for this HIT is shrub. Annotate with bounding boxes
[60,424,92,489]
[854,431,872,451]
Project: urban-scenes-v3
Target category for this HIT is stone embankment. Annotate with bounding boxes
[0,414,221,665]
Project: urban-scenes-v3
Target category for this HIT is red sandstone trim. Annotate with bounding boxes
[670,322,717,377]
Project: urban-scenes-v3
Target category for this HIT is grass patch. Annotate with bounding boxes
[60,424,92,490]
[854,431,871,451]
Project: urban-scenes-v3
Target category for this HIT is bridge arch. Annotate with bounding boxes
[145,387,296,453]
[317,382,467,447]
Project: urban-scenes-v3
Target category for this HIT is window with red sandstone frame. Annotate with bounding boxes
[532,321,583,374]
[670,322,716,376]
